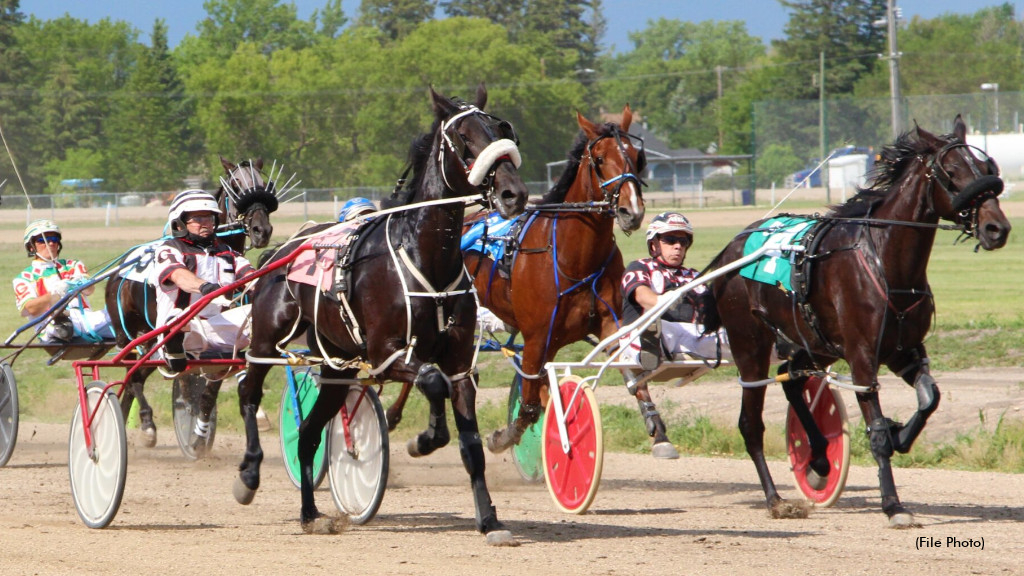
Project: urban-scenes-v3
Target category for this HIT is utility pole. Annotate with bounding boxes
[715,65,724,151]
[819,51,829,204]
[881,0,902,139]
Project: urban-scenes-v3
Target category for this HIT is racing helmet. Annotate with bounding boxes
[24,219,62,258]
[338,197,376,222]
[168,189,222,237]
[645,212,693,256]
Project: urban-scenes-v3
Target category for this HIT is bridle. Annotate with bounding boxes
[438,105,522,208]
[925,141,1003,238]
[583,129,646,213]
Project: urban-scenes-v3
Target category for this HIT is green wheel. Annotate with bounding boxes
[507,371,543,482]
[280,368,328,489]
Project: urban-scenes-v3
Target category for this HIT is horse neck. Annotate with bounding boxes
[864,171,938,285]
[557,158,617,269]
[401,165,468,281]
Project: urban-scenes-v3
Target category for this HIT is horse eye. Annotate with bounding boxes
[594,157,604,166]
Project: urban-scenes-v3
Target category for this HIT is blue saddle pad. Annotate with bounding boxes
[461,213,515,261]
[738,217,814,292]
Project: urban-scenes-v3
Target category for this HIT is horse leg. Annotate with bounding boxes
[856,388,918,528]
[129,364,158,447]
[739,385,809,518]
[622,371,677,459]
[486,374,542,453]
[385,382,413,432]
[299,378,350,534]
[779,358,830,488]
[406,364,452,457]
[887,348,940,454]
[450,374,513,544]
[233,361,269,505]
[189,374,223,456]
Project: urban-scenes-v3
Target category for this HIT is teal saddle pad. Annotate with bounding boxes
[738,217,814,292]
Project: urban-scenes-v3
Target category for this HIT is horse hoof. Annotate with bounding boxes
[141,426,157,448]
[651,441,679,459]
[233,477,256,505]
[485,530,518,547]
[888,511,919,529]
[769,499,810,519]
[302,515,349,535]
[256,407,272,432]
[406,437,422,457]
[486,429,509,454]
[805,468,827,491]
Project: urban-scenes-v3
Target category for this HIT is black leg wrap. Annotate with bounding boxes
[458,430,484,475]
[638,400,661,437]
[517,401,543,426]
[868,417,896,460]
[414,363,450,399]
[893,371,940,453]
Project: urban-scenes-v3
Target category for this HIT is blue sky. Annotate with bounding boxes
[25,1,1019,51]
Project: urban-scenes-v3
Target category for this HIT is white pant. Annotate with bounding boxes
[179,304,251,354]
[42,307,115,342]
[620,320,732,364]
[477,306,507,334]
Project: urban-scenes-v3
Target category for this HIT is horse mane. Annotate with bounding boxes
[539,122,620,204]
[827,131,929,218]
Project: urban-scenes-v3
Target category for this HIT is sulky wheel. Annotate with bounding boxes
[327,386,389,525]
[172,373,217,460]
[506,370,543,483]
[542,375,603,514]
[0,362,18,467]
[68,381,127,529]
[279,367,328,490]
[786,375,851,507]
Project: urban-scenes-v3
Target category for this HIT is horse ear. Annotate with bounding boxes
[576,110,599,139]
[220,155,235,172]
[474,82,487,110]
[430,85,456,118]
[621,104,633,132]
[953,114,967,142]
[254,157,264,170]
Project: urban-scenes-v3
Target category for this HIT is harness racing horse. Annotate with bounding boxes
[236,85,529,539]
[703,115,1011,526]
[105,157,285,448]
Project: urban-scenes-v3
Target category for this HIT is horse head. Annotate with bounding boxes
[577,104,646,232]
[218,156,281,249]
[432,84,529,219]
[918,115,1011,250]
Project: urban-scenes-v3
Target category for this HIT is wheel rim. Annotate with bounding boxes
[172,374,216,460]
[328,386,389,525]
[280,369,327,489]
[542,377,603,514]
[68,383,126,528]
[786,377,851,506]
[0,362,18,467]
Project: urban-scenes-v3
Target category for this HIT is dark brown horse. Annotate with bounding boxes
[235,85,529,539]
[105,157,283,447]
[703,116,1010,526]
[452,106,646,455]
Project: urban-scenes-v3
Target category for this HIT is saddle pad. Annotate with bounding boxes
[461,212,515,261]
[738,217,813,292]
[118,243,160,284]
[286,222,359,291]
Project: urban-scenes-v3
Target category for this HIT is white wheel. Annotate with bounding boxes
[68,381,127,529]
[327,386,389,525]
[172,374,217,460]
[0,362,18,467]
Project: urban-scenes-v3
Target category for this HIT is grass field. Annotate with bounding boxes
[2,202,1022,468]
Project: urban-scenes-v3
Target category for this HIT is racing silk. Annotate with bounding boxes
[461,212,516,262]
[13,258,90,317]
[153,238,253,325]
[620,257,702,324]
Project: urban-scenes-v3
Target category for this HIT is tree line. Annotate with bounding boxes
[0,0,1020,194]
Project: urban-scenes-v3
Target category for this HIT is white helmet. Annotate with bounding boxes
[645,212,693,242]
[24,219,62,257]
[168,189,222,237]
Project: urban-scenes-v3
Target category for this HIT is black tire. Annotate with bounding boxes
[172,374,217,460]
[0,362,18,467]
[68,381,127,529]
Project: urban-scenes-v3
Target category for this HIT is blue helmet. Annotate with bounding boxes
[339,197,376,222]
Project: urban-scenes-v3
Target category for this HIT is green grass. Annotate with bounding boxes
[3,205,1023,472]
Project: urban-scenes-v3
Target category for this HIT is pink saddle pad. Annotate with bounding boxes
[285,224,359,290]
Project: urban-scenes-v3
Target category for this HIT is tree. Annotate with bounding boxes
[357,0,435,42]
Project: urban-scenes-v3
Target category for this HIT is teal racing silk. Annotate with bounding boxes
[738,217,814,292]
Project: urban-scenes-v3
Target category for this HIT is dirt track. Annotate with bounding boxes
[1,367,1023,575]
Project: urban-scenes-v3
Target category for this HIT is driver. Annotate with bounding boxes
[153,189,255,374]
[620,212,729,370]
[13,219,114,343]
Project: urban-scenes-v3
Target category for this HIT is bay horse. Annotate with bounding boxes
[105,157,284,447]
[385,106,650,454]
[236,85,529,540]
[703,115,1010,526]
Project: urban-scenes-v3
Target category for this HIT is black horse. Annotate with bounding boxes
[105,157,283,447]
[236,85,529,540]
[703,116,1011,526]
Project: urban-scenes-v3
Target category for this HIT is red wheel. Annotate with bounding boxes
[541,375,603,514]
[786,376,850,507]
